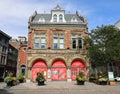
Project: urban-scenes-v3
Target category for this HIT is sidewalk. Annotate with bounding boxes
[1,81,120,94]
[0,82,5,89]
[1,81,120,91]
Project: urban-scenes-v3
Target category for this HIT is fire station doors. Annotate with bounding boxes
[32,60,47,81]
[71,60,86,80]
[51,60,67,81]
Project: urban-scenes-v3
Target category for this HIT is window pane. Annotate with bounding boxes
[41,38,45,43]
[72,38,76,48]
[34,43,39,48]
[59,34,64,37]
[78,38,82,48]
[59,14,63,22]
[78,34,81,38]
[54,38,58,43]
[53,14,57,22]
[40,33,46,37]
[54,34,58,37]
[54,43,58,49]
[60,44,64,49]
[35,38,39,43]
[72,34,76,38]
[60,38,64,43]
[35,33,40,37]
[41,43,45,48]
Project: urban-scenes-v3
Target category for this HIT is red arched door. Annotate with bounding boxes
[51,60,66,81]
[32,60,47,81]
[71,60,86,80]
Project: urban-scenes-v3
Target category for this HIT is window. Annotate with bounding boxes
[34,38,39,49]
[71,16,77,22]
[53,38,58,49]
[23,48,27,51]
[72,38,76,48]
[41,38,46,48]
[72,34,82,49]
[34,33,46,49]
[38,17,45,22]
[53,33,64,49]
[59,14,63,22]
[60,38,64,49]
[53,14,57,22]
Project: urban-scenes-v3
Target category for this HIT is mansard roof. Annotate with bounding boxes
[32,14,85,23]
[29,5,87,25]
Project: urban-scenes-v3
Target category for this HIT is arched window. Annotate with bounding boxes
[53,14,57,22]
[59,14,63,22]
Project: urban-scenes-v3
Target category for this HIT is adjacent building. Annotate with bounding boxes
[0,30,11,79]
[6,44,18,76]
[115,20,120,29]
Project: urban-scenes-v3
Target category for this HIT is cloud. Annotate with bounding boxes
[0,0,93,38]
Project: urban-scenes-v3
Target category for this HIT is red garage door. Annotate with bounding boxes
[71,60,86,80]
[51,60,66,81]
[32,60,47,81]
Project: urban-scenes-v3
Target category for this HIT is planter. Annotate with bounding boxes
[109,81,116,86]
[77,80,85,85]
[98,81,108,85]
[89,78,96,82]
[36,72,46,86]
[19,79,25,83]
[7,80,16,86]
[38,81,45,85]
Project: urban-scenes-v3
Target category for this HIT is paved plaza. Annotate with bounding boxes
[0,81,120,94]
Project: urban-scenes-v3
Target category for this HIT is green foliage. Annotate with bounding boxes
[88,25,120,67]
[36,71,46,82]
[4,73,17,84]
[98,71,108,81]
[76,71,85,81]
[17,73,25,80]
[89,74,95,79]
[4,76,11,83]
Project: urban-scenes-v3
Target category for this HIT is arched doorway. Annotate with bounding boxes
[32,60,47,81]
[20,65,26,75]
[51,60,66,81]
[71,60,86,80]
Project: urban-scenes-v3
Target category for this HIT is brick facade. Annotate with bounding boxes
[26,5,89,81]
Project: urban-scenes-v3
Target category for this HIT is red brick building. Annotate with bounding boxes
[17,37,27,76]
[26,5,89,81]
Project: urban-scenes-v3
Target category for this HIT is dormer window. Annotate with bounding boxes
[59,14,63,22]
[38,17,45,22]
[71,16,77,22]
[53,14,57,22]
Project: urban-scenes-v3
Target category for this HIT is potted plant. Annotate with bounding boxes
[36,71,46,85]
[97,71,108,85]
[4,73,17,87]
[76,71,85,85]
[89,74,96,82]
[17,73,26,83]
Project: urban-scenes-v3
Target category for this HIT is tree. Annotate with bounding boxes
[88,25,120,73]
